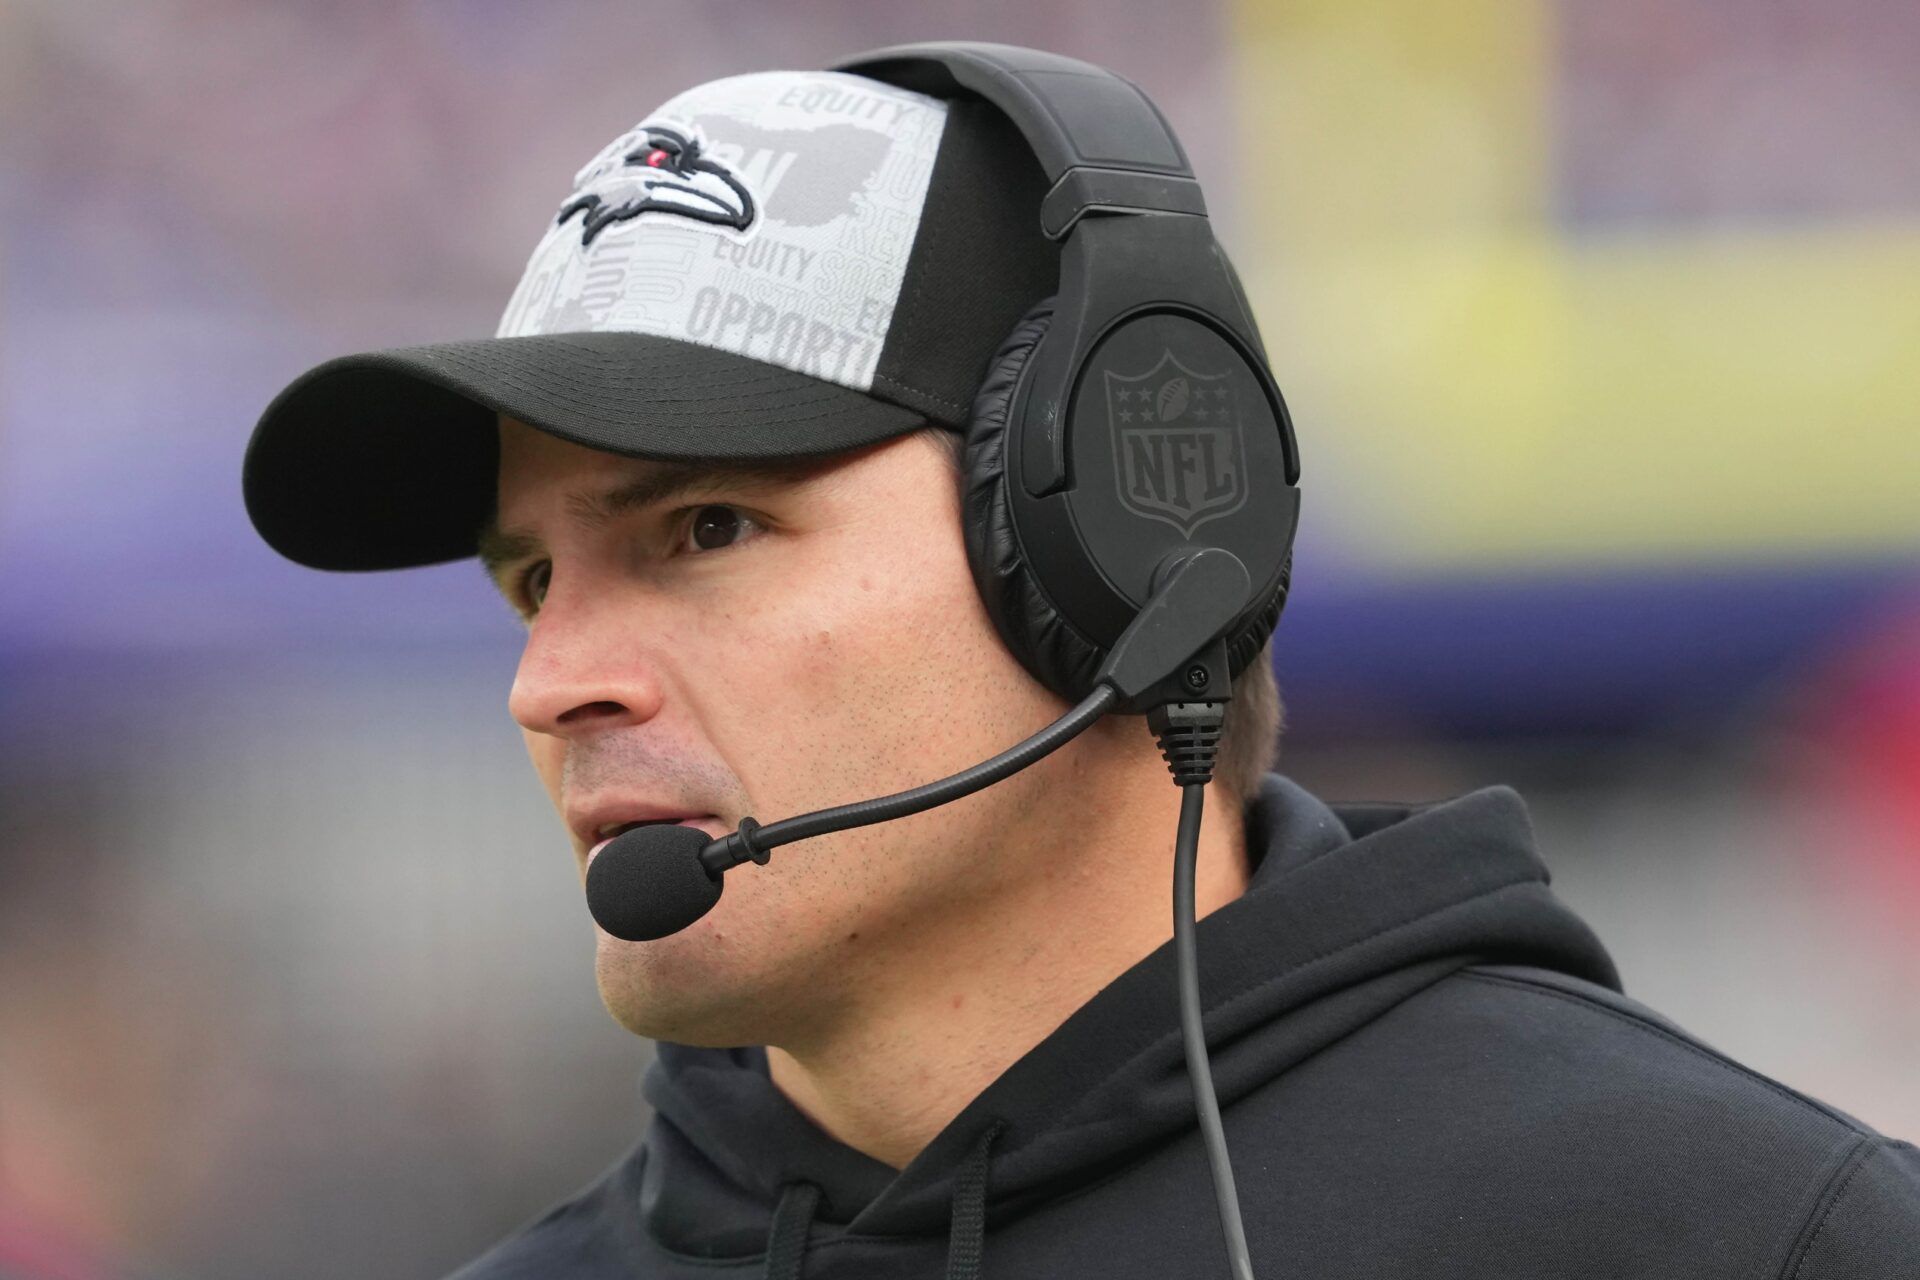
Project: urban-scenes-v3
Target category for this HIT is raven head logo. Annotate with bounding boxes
[556,124,757,247]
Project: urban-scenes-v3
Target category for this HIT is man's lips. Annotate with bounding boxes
[584,816,721,868]
[567,799,720,851]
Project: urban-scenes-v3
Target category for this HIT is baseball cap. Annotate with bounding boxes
[244,68,1057,571]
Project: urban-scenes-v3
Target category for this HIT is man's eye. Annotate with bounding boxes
[680,504,762,555]
[521,560,552,612]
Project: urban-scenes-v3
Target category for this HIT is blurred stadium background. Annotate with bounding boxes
[2,1,1916,1276]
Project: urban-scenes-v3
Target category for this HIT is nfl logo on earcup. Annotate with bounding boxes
[1024,308,1298,670]
[1105,348,1250,539]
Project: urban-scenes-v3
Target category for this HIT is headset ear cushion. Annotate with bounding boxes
[1229,547,1289,680]
[962,299,1297,706]
[961,299,1109,703]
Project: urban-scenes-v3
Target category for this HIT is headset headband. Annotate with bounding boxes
[832,41,1208,238]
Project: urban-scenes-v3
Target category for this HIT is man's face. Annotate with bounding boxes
[488,416,1074,1046]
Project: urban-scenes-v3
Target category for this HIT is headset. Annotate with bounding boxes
[588,43,1300,1280]
[836,43,1299,717]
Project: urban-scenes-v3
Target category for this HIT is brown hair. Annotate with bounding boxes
[916,428,1282,802]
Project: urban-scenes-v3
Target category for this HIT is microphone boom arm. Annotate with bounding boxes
[700,683,1118,875]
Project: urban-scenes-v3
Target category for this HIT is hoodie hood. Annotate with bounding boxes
[632,772,1619,1270]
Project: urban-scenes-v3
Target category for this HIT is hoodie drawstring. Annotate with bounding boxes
[762,1121,1004,1280]
[764,1180,820,1280]
[944,1121,1004,1280]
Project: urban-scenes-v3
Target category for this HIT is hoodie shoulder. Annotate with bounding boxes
[1786,1138,1920,1279]
[1438,964,1920,1275]
[1457,964,1875,1131]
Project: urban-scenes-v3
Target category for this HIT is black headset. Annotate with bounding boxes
[835,41,1300,715]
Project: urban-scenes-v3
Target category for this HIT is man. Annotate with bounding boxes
[244,51,1920,1280]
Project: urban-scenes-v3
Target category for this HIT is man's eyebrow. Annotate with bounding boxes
[476,457,826,591]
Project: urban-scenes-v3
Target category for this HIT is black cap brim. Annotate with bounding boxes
[243,331,925,571]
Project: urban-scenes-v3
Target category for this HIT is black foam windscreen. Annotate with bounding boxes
[585,823,725,941]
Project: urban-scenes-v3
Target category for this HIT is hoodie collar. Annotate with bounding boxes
[638,772,1619,1253]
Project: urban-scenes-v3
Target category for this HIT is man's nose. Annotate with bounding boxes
[508,590,666,739]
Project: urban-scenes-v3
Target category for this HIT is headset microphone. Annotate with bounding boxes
[586,547,1252,942]
[585,823,721,944]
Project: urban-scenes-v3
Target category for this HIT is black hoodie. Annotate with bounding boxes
[449,773,1920,1278]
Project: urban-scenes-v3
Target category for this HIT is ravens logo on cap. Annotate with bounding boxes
[557,125,757,246]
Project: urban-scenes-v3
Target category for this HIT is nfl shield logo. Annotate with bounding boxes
[1106,351,1248,537]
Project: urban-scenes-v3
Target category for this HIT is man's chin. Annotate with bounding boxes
[593,938,759,1046]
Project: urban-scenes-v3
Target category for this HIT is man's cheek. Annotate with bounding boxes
[720,576,861,696]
